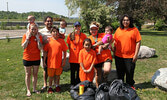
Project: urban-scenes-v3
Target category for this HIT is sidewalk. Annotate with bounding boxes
[0,27,73,39]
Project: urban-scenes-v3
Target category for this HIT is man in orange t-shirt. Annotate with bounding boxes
[66,21,87,87]
[43,26,68,93]
[79,38,97,82]
[114,14,141,88]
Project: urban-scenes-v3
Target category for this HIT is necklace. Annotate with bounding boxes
[92,34,98,43]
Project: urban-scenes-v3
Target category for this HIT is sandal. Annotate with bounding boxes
[32,90,40,94]
[40,86,47,93]
[26,92,31,97]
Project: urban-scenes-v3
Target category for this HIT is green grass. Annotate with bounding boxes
[0,29,167,100]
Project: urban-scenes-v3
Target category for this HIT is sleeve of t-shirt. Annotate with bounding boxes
[66,34,70,44]
[21,34,26,44]
[39,35,43,44]
[62,40,68,51]
[135,28,142,42]
[79,50,83,63]
[92,50,97,64]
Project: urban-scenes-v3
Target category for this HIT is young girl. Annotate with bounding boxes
[79,38,97,82]
[97,26,114,54]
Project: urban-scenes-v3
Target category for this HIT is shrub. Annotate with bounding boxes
[0,22,7,30]
[155,19,166,31]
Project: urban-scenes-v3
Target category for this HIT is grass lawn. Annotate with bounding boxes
[0,29,167,100]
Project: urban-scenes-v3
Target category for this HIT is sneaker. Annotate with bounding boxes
[55,86,61,92]
[48,87,54,93]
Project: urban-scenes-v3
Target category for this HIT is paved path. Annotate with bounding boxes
[0,27,73,39]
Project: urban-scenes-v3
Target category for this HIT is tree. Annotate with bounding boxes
[65,0,115,32]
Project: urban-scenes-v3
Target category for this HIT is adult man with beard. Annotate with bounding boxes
[39,16,53,92]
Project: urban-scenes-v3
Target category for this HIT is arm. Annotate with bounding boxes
[62,51,67,67]
[21,31,31,49]
[132,41,141,63]
[80,63,87,72]
[86,63,94,73]
[43,51,47,68]
[35,33,43,50]
[92,41,103,49]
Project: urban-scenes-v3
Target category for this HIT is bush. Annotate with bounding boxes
[16,24,22,29]
[111,21,119,31]
[155,19,166,31]
[0,22,7,30]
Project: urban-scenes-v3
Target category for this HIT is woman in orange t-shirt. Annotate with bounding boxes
[79,38,97,82]
[67,21,87,87]
[21,24,42,96]
[88,21,112,88]
[114,14,141,88]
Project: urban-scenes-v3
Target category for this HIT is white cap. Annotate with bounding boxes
[90,24,98,29]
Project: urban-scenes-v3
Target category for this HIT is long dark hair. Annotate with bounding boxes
[120,14,134,29]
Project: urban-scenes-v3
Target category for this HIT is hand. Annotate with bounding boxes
[35,34,40,41]
[83,69,88,73]
[43,63,47,68]
[61,61,65,67]
[132,55,138,63]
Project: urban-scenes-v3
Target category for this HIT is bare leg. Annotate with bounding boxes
[55,75,60,86]
[97,45,103,55]
[103,62,112,82]
[94,67,102,88]
[24,66,32,96]
[43,68,48,87]
[32,65,39,91]
[49,77,54,87]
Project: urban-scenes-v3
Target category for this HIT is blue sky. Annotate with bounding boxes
[0,0,79,17]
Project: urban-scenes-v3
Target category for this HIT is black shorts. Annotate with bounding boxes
[23,60,40,67]
[94,59,112,68]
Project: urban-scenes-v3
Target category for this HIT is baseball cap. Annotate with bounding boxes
[74,21,81,26]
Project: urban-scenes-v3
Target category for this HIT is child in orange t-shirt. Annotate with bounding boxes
[43,26,68,93]
[79,38,97,82]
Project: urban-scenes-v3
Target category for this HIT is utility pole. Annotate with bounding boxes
[7,2,9,22]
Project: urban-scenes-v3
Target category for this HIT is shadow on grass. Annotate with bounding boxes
[135,81,154,89]
[60,83,71,92]
[140,31,167,36]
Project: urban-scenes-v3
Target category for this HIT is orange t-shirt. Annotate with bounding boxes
[43,38,68,69]
[22,34,42,61]
[79,48,97,82]
[88,33,112,63]
[114,27,142,58]
[66,32,87,63]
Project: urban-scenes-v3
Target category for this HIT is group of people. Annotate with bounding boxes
[21,14,141,97]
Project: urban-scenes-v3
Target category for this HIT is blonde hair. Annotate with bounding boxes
[27,15,35,20]
[29,23,38,29]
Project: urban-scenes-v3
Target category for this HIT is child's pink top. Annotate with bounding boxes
[102,34,112,44]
